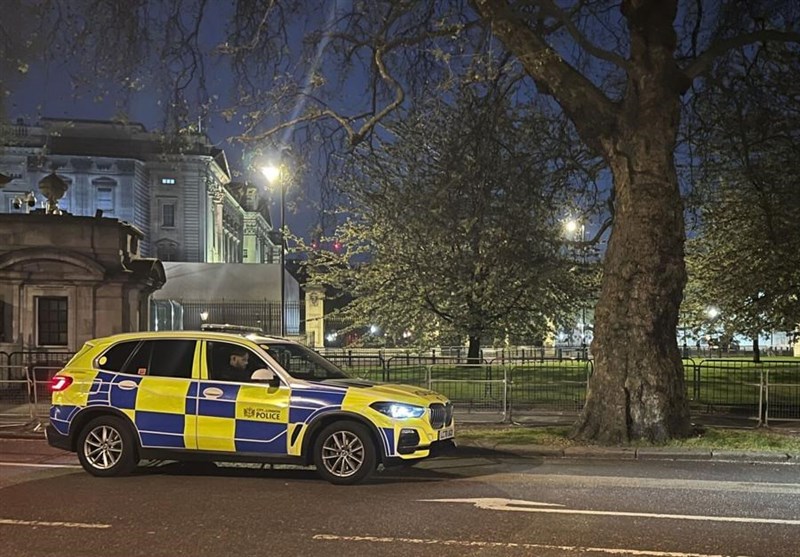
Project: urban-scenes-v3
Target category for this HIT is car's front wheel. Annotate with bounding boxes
[77,415,138,477]
[313,421,376,485]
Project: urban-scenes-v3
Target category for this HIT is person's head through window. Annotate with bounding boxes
[228,346,250,375]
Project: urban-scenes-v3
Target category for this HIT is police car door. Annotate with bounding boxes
[113,339,200,450]
[196,341,291,454]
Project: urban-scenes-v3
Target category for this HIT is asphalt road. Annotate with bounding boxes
[1,438,799,557]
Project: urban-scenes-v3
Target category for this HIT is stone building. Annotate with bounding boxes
[0,213,165,372]
[0,118,279,264]
[1,118,299,337]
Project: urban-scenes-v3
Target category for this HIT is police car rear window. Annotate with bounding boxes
[98,341,140,372]
[121,340,196,378]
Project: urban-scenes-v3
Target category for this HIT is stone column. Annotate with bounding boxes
[305,285,325,349]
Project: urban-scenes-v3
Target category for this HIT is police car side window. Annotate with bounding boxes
[121,340,196,378]
[148,340,196,378]
[207,341,267,382]
[122,342,152,376]
[97,341,140,372]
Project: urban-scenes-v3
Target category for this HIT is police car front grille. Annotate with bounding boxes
[429,402,453,429]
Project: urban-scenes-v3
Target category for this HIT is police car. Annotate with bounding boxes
[46,331,455,484]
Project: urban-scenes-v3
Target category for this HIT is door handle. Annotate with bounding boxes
[202,387,224,399]
[117,380,139,391]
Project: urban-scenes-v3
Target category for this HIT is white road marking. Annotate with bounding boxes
[0,518,110,529]
[0,462,81,469]
[422,497,800,525]
[312,533,750,557]
[460,472,800,495]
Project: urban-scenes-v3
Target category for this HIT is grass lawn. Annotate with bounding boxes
[328,358,800,416]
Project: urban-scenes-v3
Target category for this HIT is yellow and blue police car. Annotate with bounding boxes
[46,331,455,484]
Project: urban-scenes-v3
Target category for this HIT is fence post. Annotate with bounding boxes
[426,365,432,391]
[763,368,770,427]
[503,365,511,424]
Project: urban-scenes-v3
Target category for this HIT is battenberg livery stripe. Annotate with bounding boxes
[289,386,347,425]
[109,376,141,409]
[234,422,287,453]
[379,427,396,456]
[140,432,186,448]
[136,411,185,434]
[50,405,80,435]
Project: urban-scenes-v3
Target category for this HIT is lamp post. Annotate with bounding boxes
[261,164,286,337]
[565,219,587,359]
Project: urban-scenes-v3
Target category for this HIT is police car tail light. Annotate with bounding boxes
[50,375,73,392]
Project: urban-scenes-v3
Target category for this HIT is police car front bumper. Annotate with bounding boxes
[45,424,72,451]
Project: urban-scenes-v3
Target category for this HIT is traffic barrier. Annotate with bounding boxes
[427,363,507,423]
[0,369,35,427]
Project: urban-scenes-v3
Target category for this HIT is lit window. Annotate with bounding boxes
[162,203,175,227]
[161,177,176,185]
[37,296,68,346]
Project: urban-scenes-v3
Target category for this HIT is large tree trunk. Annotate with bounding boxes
[467,335,481,364]
[572,1,692,444]
[752,335,761,364]
[572,130,691,443]
[475,0,692,443]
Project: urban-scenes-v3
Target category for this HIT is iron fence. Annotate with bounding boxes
[159,300,305,336]
[1,356,798,428]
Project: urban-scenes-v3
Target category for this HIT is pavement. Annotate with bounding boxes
[2,418,798,465]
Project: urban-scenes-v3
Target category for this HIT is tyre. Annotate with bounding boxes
[313,421,377,485]
[77,415,139,477]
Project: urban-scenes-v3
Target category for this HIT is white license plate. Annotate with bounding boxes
[438,427,455,440]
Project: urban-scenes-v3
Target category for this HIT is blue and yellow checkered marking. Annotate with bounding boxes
[56,372,421,459]
[288,386,347,423]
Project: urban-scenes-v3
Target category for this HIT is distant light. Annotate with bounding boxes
[326,333,338,342]
[370,325,379,335]
[706,307,720,319]
[564,220,579,233]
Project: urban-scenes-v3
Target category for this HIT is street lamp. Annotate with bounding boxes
[564,218,587,359]
[261,163,286,337]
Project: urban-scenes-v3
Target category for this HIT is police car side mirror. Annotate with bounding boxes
[251,368,280,387]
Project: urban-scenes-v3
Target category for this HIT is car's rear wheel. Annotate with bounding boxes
[77,416,138,477]
[313,421,376,485]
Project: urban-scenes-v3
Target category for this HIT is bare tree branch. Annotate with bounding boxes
[684,29,800,80]
[535,0,630,71]
[471,0,618,151]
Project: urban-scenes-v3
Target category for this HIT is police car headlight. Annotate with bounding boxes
[370,402,425,419]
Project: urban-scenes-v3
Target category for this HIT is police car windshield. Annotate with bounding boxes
[259,343,349,381]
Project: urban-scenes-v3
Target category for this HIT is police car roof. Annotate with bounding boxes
[87,330,291,345]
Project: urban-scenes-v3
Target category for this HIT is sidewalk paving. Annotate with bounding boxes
[4,419,798,465]
[454,438,800,464]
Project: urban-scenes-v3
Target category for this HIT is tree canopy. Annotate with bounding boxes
[685,40,800,358]
[302,81,597,357]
